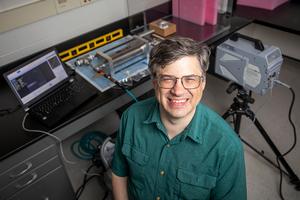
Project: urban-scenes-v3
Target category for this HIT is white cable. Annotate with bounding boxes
[22,113,76,165]
[239,79,291,137]
[274,80,291,89]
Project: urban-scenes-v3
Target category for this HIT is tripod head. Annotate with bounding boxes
[226,82,255,104]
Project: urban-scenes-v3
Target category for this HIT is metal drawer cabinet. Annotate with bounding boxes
[0,156,62,200]
[0,144,57,189]
[0,137,74,200]
[7,166,75,200]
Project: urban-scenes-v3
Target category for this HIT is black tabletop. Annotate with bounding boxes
[235,2,300,35]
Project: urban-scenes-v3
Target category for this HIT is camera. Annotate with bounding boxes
[215,33,283,95]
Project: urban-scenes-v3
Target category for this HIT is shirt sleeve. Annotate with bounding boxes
[111,110,129,177]
[212,138,247,200]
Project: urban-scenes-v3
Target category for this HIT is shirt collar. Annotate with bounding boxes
[183,104,203,144]
[143,99,161,125]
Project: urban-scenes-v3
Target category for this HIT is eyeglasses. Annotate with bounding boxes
[156,74,204,89]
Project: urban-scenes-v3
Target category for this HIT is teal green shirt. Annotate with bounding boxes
[112,97,247,200]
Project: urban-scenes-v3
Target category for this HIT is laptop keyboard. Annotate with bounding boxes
[32,81,83,116]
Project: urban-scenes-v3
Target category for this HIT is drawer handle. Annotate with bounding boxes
[10,162,33,178]
[15,173,38,189]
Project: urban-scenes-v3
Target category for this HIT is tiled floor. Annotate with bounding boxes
[63,57,300,199]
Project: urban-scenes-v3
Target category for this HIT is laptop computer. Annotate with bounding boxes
[3,49,97,128]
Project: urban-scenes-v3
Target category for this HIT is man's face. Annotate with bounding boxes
[153,56,206,121]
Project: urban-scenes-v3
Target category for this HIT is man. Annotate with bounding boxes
[111,36,247,200]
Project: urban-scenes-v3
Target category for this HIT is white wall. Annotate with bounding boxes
[0,0,169,67]
[0,0,128,67]
[238,23,300,60]
[127,0,169,15]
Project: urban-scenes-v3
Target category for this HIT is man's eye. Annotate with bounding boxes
[184,77,197,81]
[161,77,174,82]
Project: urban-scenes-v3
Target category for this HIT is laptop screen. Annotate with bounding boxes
[4,49,68,108]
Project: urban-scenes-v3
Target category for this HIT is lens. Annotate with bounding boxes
[159,76,175,89]
[182,75,201,89]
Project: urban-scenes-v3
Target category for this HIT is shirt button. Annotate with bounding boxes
[160,170,165,176]
[156,196,161,200]
[166,144,170,147]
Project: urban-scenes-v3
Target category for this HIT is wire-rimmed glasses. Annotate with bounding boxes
[156,74,204,89]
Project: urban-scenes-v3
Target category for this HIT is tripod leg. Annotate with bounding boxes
[254,118,300,186]
[222,110,231,119]
[224,109,291,177]
[223,110,241,134]
[234,113,242,134]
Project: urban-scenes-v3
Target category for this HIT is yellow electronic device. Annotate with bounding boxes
[59,29,123,61]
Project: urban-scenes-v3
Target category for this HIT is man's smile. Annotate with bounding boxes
[168,98,189,106]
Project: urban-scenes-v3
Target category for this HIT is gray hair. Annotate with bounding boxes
[149,36,210,78]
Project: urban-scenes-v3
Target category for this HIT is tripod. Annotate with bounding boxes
[222,83,300,190]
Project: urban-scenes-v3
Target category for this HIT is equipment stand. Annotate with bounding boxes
[222,83,300,190]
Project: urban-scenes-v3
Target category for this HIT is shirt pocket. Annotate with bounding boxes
[122,143,149,166]
[176,168,216,200]
[121,144,149,191]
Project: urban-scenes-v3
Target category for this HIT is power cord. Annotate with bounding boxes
[71,131,114,200]
[74,163,110,200]
[22,113,76,165]
[99,70,138,103]
[274,80,297,200]
[0,105,22,117]
[74,155,112,200]
[74,164,101,200]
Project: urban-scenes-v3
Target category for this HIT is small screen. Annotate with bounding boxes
[5,50,68,105]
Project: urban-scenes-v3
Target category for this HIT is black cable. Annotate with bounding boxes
[75,164,97,200]
[76,174,98,200]
[276,87,297,200]
[282,88,297,156]
[102,190,109,200]
[0,105,21,117]
[277,157,285,200]
[74,162,109,200]
[75,164,94,199]
[72,131,113,199]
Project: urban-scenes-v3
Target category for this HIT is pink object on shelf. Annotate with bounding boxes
[172,0,206,25]
[172,0,179,17]
[237,0,289,10]
[205,0,218,25]
[172,0,218,26]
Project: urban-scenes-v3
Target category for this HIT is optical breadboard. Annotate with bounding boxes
[66,34,150,92]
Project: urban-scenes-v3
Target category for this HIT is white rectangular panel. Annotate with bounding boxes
[0,0,57,33]
[127,0,170,15]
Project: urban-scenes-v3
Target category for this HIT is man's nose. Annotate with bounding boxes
[170,79,186,95]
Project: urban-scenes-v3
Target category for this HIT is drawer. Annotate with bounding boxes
[0,144,57,188]
[0,155,61,200]
[8,166,75,200]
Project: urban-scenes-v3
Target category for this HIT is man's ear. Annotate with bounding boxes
[201,79,206,90]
